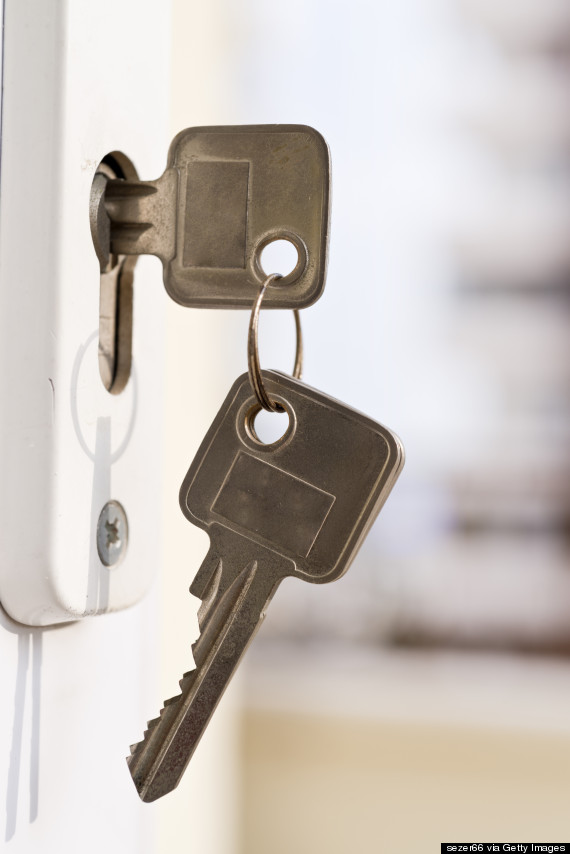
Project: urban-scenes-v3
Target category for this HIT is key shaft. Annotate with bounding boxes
[128,546,278,802]
[105,171,177,260]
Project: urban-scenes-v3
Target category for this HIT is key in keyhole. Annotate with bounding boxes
[90,153,138,394]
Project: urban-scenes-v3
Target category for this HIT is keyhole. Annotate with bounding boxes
[90,151,138,395]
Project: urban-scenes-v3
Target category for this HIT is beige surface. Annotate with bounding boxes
[243,714,570,853]
[241,647,570,852]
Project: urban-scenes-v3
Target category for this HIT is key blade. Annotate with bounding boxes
[127,548,277,802]
[106,170,178,259]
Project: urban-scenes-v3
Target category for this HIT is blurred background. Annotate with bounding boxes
[162,0,570,850]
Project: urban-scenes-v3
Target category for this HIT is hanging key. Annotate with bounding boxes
[100,125,330,309]
[127,369,404,802]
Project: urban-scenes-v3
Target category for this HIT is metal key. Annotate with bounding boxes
[127,370,404,802]
[101,125,330,309]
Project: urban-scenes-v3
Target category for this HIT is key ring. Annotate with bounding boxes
[247,273,303,412]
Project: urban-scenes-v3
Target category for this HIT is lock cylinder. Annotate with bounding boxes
[90,153,138,394]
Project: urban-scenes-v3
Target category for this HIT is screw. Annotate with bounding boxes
[97,500,128,567]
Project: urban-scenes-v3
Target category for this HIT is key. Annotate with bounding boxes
[127,370,404,802]
[102,125,330,309]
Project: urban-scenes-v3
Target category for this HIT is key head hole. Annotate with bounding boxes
[246,405,292,446]
[254,231,308,287]
[259,239,299,277]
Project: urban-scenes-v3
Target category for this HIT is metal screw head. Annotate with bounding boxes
[97,500,128,567]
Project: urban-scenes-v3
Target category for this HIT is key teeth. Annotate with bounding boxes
[178,668,200,695]
[142,717,161,739]
[126,739,145,766]
[126,672,200,768]
[189,550,227,613]
[179,668,196,689]
[196,560,223,630]
[128,694,182,761]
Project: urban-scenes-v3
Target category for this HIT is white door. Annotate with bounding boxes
[0,2,239,852]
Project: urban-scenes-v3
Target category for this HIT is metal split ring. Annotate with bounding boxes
[247,273,303,412]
